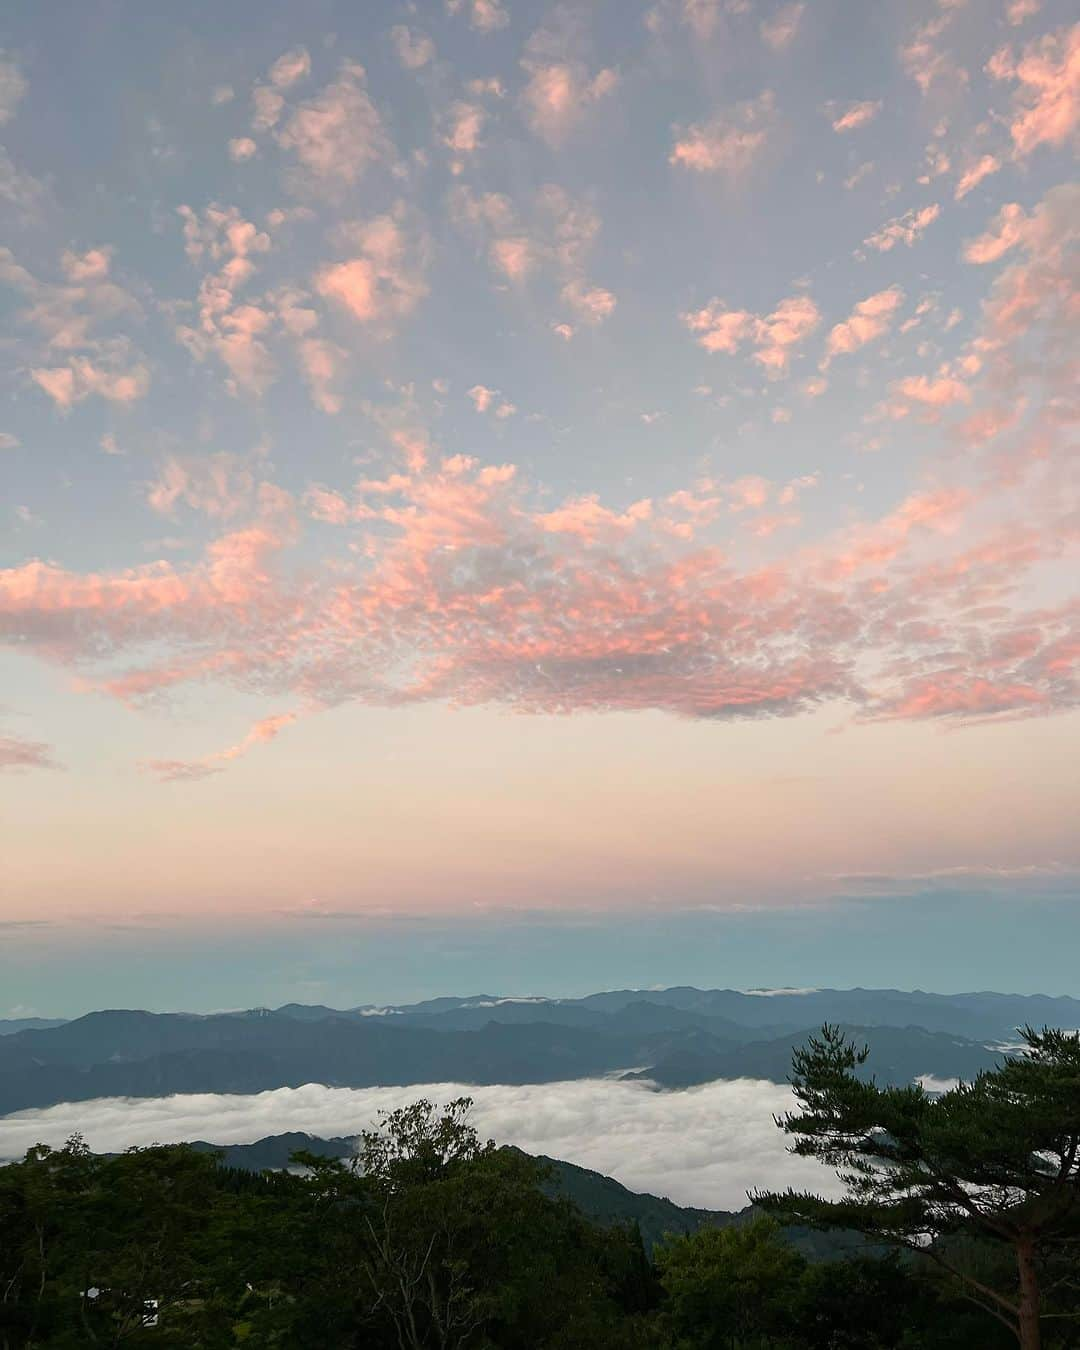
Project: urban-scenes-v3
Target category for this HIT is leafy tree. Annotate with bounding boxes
[0,1136,98,1348]
[655,1216,805,1348]
[296,1097,659,1349]
[755,1025,1080,1350]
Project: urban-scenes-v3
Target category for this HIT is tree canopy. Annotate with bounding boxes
[1,1058,1074,1348]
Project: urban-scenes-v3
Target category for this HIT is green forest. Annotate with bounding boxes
[1,1028,1076,1349]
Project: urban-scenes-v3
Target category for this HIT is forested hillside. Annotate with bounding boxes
[0,1111,1010,1349]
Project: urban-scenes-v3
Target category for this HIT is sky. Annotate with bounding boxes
[1,0,1078,1014]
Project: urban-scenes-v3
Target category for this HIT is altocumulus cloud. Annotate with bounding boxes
[0,1078,842,1210]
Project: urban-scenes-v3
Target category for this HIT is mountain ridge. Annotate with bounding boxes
[4,985,1073,1117]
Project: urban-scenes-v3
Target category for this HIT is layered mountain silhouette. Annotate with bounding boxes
[3,985,1075,1116]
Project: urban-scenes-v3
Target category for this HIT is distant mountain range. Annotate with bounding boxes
[0,1018,67,1036]
[2,985,1075,1117]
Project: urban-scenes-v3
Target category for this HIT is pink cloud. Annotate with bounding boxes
[304,486,357,525]
[30,367,77,407]
[900,14,968,94]
[823,287,904,364]
[447,0,508,32]
[177,204,269,267]
[228,137,257,162]
[173,205,277,397]
[821,487,971,579]
[60,248,111,282]
[778,473,818,506]
[298,338,345,414]
[683,292,820,375]
[520,61,617,144]
[829,100,882,133]
[31,356,149,409]
[561,279,616,325]
[760,3,804,51]
[251,86,284,133]
[986,23,1079,158]
[275,63,388,185]
[670,91,774,177]
[534,495,653,542]
[2,244,147,396]
[685,303,751,353]
[843,162,875,190]
[539,184,602,271]
[315,259,379,320]
[677,0,724,40]
[274,287,318,338]
[467,385,516,419]
[0,733,57,772]
[144,711,298,782]
[490,237,534,281]
[2,441,1075,751]
[753,296,821,373]
[146,454,258,520]
[451,184,609,314]
[864,203,940,252]
[871,674,1047,721]
[726,475,771,510]
[314,210,429,327]
[963,202,1028,263]
[390,26,435,70]
[0,54,28,125]
[893,374,972,407]
[268,48,311,90]
[442,101,485,154]
[954,154,1001,200]
[751,511,800,537]
[217,308,275,394]
[977,184,1077,345]
[1006,0,1041,24]
[956,403,1026,447]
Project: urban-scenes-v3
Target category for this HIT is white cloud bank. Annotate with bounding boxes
[0,1077,843,1211]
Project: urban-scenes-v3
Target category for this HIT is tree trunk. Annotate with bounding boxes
[1016,1237,1041,1350]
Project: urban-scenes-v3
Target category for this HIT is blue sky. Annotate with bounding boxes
[1,0,1077,1010]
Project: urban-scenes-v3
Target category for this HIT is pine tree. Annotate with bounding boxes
[755,1025,1080,1350]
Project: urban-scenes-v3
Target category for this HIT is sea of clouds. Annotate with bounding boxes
[0,1077,844,1211]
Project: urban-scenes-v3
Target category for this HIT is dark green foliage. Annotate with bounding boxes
[654,1218,1018,1350]
[656,1217,806,1348]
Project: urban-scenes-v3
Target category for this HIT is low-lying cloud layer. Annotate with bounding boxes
[0,1077,841,1211]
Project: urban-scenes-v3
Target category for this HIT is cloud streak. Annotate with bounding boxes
[0,734,58,772]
